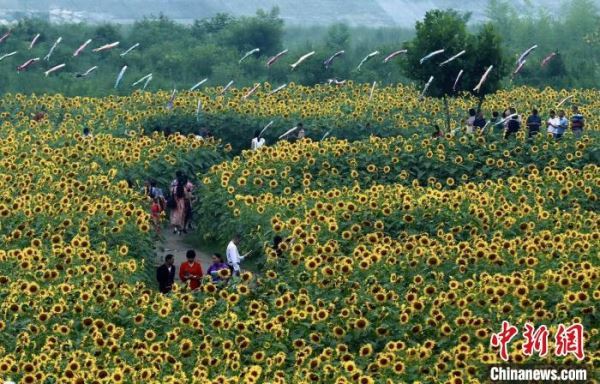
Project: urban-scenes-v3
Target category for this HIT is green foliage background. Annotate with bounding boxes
[0,0,597,97]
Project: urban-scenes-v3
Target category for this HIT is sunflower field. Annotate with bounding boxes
[0,86,598,383]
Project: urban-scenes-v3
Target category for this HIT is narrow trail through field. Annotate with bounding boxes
[155,231,212,281]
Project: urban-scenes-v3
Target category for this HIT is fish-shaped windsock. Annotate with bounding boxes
[93,42,120,53]
[290,51,315,70]
[368,81,377,101]
[513,60,526,76]
[540,52,556,67]
[44,37,62,61]
[166,89,177,110]
[420,49,444,64]
[221,80,234,94]
[419,76,434,99]
[29,34,40,50]
[266,49,288,67]
[242,83,260,100]
[480,121,491,134]
[278,126,299,139]
[196,99,202,117]
[452,69,464,92]
[75,66,98,78]
[17,58,40,72]
[73,39,92,56]
[114,65,127,88]
[323,50,344,68]
[497,113,518,126]
[44,63,65,76]
[239,48,260,63]
[0,30,10,44]
[259,121,274,137]
[356,51,379,71]
[327,78,346,85]
[439,50,466,66]
[190,78,208,91]
[473,65,493,93]
[383,49,407,63]
[120,43,139,57]
[556,95,574,108]
[268,83,287,95]
[142,74,153,90]
[0,51,17,62]
[516,45,537,65]
[132,73,153,87]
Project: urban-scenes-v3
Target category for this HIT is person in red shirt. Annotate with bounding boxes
[150,197,162,234]
[179,250,203,291]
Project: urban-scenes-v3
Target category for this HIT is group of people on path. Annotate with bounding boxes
[144,171,196,236]
[169,171,195,235]
[156,234,252,293]
[145,170,253,293]
[240,105,584,150]
[458,105,585,139]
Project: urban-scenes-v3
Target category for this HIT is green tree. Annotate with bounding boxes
[191,13,236,38]
[402,10,469,97]
[289,43,328,86]
[94,24,123,45]
[223,7,283,56]
[485,0,599,88]
[466,23,508,101]
[486,0,517,44]
[130,15,191,49]
[402,10,507,130]
[13,18,51,43]
[545,53,567,79]
[325,23,350,51]
[563,0,600,86]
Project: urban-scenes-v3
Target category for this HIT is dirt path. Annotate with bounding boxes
[155,231,213,281]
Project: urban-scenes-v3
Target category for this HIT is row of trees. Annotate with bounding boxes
[0,8,416,96]
[0,0,596,97]
[487,0,600,88]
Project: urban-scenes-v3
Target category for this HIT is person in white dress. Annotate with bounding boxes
[251,130,265,150]
[546,110,559,136]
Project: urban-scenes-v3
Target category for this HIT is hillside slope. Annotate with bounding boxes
[1,0,595,26]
